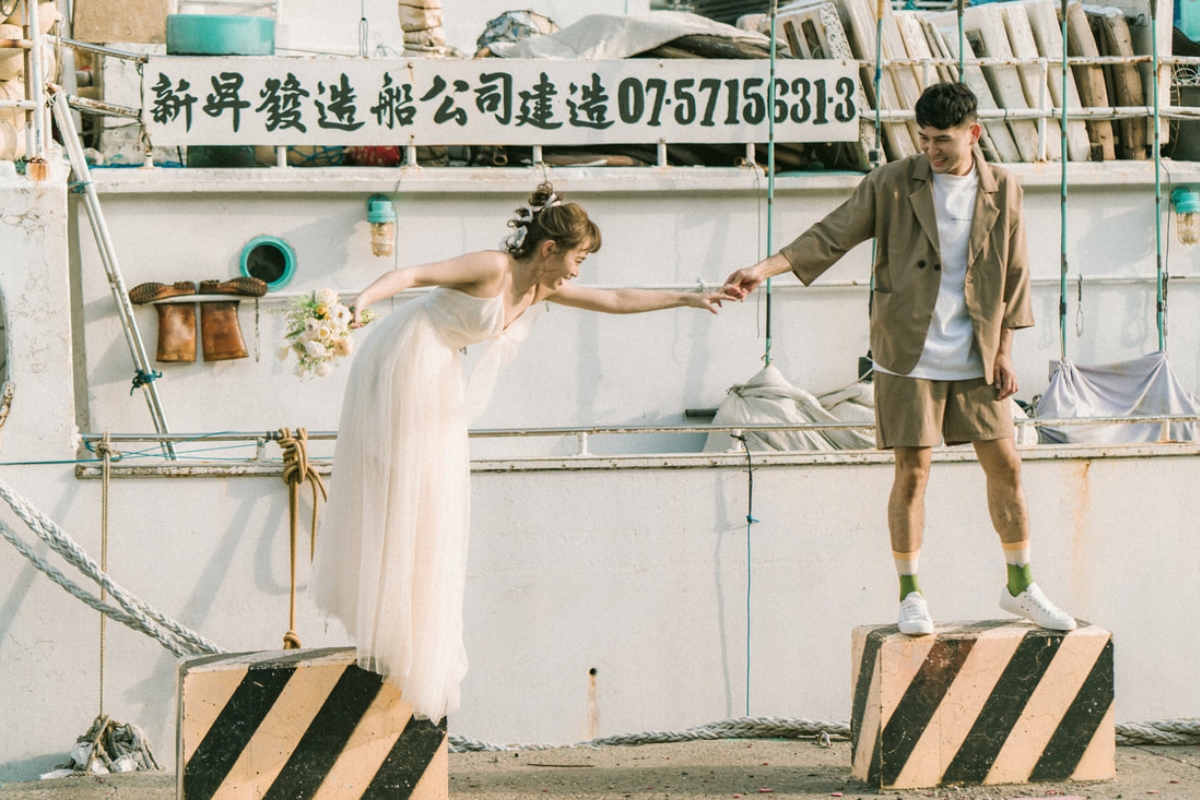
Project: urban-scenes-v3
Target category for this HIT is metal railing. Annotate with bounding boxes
[75,412,1200,463]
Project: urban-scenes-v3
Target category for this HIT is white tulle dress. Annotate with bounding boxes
[313,286,538,722]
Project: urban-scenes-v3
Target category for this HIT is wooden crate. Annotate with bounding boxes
[178,647,448,800]
[851,620,1114,789]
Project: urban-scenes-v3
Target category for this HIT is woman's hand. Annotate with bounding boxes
[349,295,369,328]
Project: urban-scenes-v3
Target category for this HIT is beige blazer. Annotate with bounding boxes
[779,153,1033,384]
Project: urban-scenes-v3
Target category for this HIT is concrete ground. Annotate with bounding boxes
[1,740,1198,799]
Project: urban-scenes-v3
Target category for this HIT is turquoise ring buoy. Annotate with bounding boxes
[240,236,295,290]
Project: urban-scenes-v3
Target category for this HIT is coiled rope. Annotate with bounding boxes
[277,427,327,649]
[0,471,224,658]
[448,716,1200,754]
[449,716,851,753]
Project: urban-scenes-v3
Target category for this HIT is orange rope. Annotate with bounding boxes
[277,427,327,649]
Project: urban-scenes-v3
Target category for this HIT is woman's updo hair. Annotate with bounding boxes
[505,182,602,259]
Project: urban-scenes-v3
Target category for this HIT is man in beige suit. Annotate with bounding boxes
[723,82,1074,636]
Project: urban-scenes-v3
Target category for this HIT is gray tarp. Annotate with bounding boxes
[1034,351,1200,443]
[486,11,771,60]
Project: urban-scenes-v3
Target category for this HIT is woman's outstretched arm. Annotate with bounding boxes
[350,251,508,325]
[546,283,739,315]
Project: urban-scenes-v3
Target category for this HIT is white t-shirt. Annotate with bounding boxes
[876,167,984,381]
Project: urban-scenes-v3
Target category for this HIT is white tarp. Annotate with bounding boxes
[1034,351,1200,443]
[704,365,1039,452]
[703,365,876,453]
[486,11,772,60]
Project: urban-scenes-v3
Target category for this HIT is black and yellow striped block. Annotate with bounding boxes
[851,620,1114,789]
[177,647,447,800]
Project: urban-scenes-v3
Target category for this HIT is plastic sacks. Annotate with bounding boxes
[703,365,875,453]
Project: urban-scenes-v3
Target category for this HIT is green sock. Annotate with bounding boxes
[1006,563,1033,596]
[1003,540,1033,596]
[899,573,922,600]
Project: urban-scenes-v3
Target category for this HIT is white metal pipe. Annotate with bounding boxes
[77,411,1200,447]
[51,90,176,456]
[27,0,44,158]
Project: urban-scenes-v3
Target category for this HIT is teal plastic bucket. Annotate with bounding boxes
[1182,0,1200,41]
[166,14,275,56]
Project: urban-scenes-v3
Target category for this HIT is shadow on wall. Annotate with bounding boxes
[0,287,11,431]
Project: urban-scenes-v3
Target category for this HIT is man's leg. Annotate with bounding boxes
[891,446,934,635]
[974,438,1075,630]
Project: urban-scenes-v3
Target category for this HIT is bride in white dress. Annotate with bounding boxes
[314,183,735,723]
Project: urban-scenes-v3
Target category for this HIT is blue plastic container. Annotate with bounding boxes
[1182,0,1200,42]
[165,14,275,56]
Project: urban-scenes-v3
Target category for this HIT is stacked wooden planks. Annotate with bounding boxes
[765,0,1156,163]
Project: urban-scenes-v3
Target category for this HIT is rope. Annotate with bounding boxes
[98,432,112,717]
[1116,719,1200,745]
[734,434,759,717]
[129,368,161,396]
[449,717,851,753]
[277,428,327,649]
[448,716,1200,754]
[0,474,224,657]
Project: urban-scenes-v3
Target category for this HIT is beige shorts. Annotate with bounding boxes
[873,372,1013,449]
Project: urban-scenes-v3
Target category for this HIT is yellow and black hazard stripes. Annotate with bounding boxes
[178,647,448,800]
[850,621,1114,789]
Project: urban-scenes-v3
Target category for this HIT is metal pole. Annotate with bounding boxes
[1151,0,1165,351]
[957,0,965,80]
[26,0,44,158]
[1059,0,1069,361]
[764,0,778,367]
[50,89,177,458]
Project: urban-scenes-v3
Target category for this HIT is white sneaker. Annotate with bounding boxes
[999,583,1077,631]
[898,592,934,636]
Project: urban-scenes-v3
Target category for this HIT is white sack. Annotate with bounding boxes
[703,365,875,453]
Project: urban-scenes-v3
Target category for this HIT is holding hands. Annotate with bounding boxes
[722,254,794,301]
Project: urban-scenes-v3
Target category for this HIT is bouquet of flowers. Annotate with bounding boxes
[276,288,375,379]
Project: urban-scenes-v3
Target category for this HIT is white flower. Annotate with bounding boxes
[331,305,351,325]
[316,360,334,378]
[305,339,328,359]
[304,317,320,336]
[318,288,340,306]
[293,361,308,378]
[317,323,333,341]
[275,344,292,361]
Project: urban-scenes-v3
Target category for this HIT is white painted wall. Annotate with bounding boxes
[3,161,1200,782]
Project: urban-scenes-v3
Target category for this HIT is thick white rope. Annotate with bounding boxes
[449,716,1200,753]
[0,475,224,657]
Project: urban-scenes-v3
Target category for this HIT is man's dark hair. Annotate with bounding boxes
[914,82,978,129]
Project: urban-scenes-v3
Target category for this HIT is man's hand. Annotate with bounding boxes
[722,266,764,299]
[992,353,1018,400]
[722,254,793,300]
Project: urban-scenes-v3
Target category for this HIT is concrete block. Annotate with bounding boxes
[178,647,447,800]
[851,620,1114,789]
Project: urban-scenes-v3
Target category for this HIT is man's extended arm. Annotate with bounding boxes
[722,253,794,298]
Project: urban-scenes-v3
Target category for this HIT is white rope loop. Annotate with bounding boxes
[0,474,224,657]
